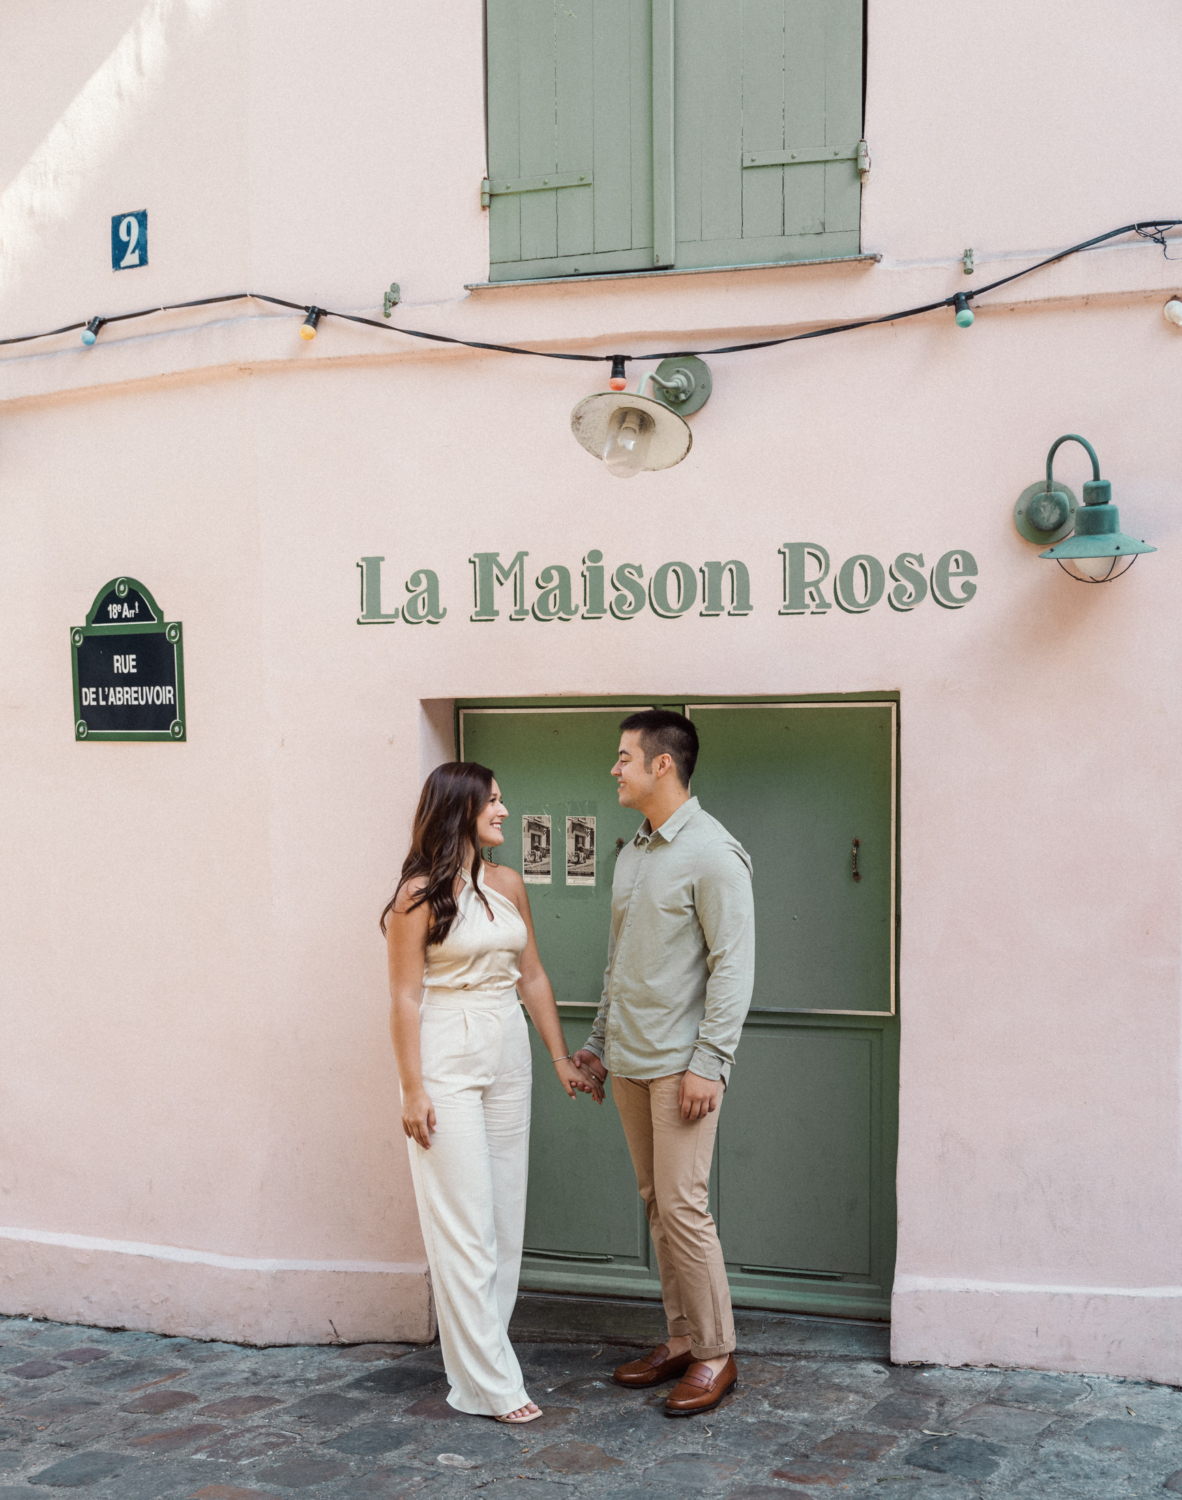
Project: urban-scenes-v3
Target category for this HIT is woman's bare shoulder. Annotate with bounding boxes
[482,861,526,901]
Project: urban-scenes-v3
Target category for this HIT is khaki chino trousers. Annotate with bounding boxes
[613,1073,736,1360]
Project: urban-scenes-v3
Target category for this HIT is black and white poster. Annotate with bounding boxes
[522,814,552,884]
[566,815,595,886]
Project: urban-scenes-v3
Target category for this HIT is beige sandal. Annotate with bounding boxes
[494,1401,543,1424]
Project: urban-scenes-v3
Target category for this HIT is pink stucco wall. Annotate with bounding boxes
[1,1,1180,1376]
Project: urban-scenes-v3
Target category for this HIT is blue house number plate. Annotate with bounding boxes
[111,210,148,270]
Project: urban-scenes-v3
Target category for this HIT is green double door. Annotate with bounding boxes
[459,699,898,1320]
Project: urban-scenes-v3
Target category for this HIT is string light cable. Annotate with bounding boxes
[1,219,1178,369]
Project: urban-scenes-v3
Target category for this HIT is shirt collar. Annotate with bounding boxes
[636,795,700,847]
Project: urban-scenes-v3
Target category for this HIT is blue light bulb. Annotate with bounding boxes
[953,293,974,328]
[81,316,104,347]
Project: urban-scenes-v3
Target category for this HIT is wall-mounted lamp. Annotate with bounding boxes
[300,307,323,341]
[570,356,711,478]
[1014,434,1156,582]
[1164,299,1182,327]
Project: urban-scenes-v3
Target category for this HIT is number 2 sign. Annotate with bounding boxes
[111,210,148,270]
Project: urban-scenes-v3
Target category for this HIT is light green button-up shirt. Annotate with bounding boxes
[584,796,754,1085]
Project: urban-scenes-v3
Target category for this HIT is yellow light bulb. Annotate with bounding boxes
[299,323,317,341]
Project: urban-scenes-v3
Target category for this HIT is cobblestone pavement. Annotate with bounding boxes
[1,1304,1181,1499]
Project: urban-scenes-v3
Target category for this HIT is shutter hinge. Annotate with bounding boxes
[483,171,593,198]
[857,139,871,182]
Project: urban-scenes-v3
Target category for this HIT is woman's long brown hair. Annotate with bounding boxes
[379,762,496,944]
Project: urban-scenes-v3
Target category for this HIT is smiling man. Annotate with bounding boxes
[573,709,754,1417]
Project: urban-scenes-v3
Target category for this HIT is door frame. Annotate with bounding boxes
[454,692,901,1319]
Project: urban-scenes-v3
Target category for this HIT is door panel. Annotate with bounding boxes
[689,703,897,1315]
[522,1013,648,1265]
[688,704,895,1013]
[460,708,644,1007]
[719,1023,874,1275]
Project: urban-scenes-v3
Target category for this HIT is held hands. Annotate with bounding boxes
[571,1048,607,1105]
[402,1088,436,1149]
[679,1070,721,1121]
[554,1057,603,1102]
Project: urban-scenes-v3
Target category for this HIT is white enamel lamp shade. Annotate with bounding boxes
[570,390,692,474]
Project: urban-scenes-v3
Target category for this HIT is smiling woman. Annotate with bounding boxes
[381,761,599,1424]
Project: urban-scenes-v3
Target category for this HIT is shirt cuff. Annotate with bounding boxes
[583,1039,605,1061]
[688,1046,724,1082]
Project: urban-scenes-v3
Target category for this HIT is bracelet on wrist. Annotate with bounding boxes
[551,1053,573,1064]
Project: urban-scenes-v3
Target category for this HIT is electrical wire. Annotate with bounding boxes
[633,218,1182,359]
[1,219,1178,366]
[1134,224,1182,261]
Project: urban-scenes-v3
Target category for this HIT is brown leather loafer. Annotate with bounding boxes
[664,1354,738,1416]
[612,1343,696,1388]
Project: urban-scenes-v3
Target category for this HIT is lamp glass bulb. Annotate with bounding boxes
[300,324,317,341]
[1073,554,1118,581]
[602,406,653,478]
[1164,299,1182,327]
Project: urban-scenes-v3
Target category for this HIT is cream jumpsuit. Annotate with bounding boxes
[406,867,533,1416]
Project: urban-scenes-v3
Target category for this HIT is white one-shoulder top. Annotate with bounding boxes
[422,865,528,996]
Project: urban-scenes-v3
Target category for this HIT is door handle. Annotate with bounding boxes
[851,838,861,882]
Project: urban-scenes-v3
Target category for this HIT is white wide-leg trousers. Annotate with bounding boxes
[406,987,532,1417]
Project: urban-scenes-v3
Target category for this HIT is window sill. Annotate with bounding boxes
[464,252,880,292]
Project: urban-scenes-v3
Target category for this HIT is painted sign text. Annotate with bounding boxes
[356,545,978,625]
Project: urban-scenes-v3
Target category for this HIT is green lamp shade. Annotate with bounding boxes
[1038,501,1156,562]
[1027,436,1155,581]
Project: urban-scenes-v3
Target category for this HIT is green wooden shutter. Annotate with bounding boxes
[485,0,863,281]
[486,0,657,281]
[674,0,863,269]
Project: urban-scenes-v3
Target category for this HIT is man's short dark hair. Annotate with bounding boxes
[619,709,699,788]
